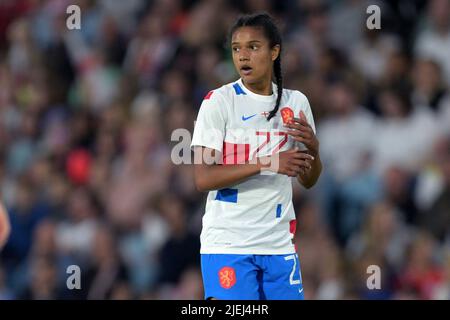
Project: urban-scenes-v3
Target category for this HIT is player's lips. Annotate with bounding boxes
[240,65,253,76]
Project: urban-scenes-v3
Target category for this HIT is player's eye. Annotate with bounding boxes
[232,47,240,52]
[250,45,259,50]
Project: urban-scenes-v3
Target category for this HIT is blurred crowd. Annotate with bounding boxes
[0,0,449,300]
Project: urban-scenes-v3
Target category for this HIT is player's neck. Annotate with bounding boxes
[242,78,273,96]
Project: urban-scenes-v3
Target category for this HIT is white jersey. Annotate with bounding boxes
[191,78,316,255]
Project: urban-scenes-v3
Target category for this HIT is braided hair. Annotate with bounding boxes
[229,13,283,121]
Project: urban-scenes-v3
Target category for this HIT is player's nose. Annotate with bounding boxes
[239,51,250,61]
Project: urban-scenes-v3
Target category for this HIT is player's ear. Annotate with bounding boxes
[271,44,280,62]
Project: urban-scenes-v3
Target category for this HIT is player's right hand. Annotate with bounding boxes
[267,148,314,177]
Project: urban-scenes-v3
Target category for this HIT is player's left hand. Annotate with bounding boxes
[284,111,319,158]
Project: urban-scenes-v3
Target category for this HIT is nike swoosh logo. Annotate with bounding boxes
[241,114,257,121]
[299,288,304,293]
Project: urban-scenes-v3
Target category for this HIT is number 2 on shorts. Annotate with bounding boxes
[284,254,302,285]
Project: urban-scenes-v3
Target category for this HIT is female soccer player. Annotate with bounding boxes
[191,13,322,300]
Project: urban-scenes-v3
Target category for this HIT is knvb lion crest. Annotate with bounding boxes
[218,266,236,289]
[280,107,294,124]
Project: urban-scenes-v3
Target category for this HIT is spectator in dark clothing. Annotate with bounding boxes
[157,195,200,285]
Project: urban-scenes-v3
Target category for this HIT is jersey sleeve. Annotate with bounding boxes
[191,90,227,152]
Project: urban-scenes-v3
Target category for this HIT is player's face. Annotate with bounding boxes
[231,27,280,86]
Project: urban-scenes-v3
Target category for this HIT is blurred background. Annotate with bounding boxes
[0,0,449,300]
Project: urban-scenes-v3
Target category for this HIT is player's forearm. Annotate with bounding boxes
[297,154,322,189]
[194,160,266,192]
